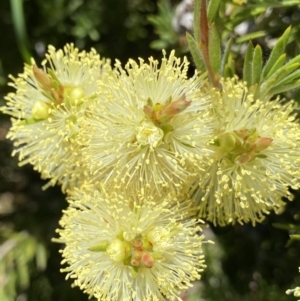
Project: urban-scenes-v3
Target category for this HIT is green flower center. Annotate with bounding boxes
[88,227,165,277]
[135,121,164,148]
[64,86,85,106]
[215,128,273,164]
[143,94,191,136]
[24,65,88,124]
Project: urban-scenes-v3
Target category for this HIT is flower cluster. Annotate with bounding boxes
[57,187,205,301]
[81,50,213,196]
[190,78,300,226]
[2,44,111,191]
[3,43,300,300]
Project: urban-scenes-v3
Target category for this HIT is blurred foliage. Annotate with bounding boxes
[1,0,300,300]
[0,230,47,301]
[148,0,180,51]
[0,0,158,72]
[151,0,300,102]
[155,0,300,54]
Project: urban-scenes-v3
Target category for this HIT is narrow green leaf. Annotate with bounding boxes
[186,32,206,73]
[236,31,266,44]
[275,69,300,87]
[252,45,262,85]
[243,40,254,87]
[260,63,299,98]
[224,65,231,78]
[208,23,221,74]
[262,26,291,79]
[248,0,300,7]
[224,55,235,78]
[290,234,300,241]
[221,38,233,77]
[269,80,300,96]
[282,53,300,67]
[17,256,29,288]
[10,0,31,63]
[272,223,297,230]
[207,0,221,22]
[193,0,202,44]
[270,63,299,83]
[36,243,47,271]
[149,40,168,50]
[264,53,286,79]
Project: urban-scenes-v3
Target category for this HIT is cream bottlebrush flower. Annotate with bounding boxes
[2,44,111,191]
[191,77,300,226]
[82,50,213,195]
[56,187,206,301]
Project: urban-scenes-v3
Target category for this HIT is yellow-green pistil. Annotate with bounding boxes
[215,128,273,164]
[33,65,86,107]
[28,66,86,124]
[143,94,191,135]
[88,229,164,276]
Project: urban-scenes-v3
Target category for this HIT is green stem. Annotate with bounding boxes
[10,0,31,63]
[199,0,219,88]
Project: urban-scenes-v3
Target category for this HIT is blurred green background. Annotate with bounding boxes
[1,0,300,300]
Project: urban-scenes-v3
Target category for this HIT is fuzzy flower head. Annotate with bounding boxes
[56,187,206,301]
[2,44,111,191]
[82,50,213,195]
[191,77,300,226]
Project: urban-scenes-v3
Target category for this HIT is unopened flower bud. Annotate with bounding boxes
[147,226,169,245]
[132,240,143,250]
[131,249,142,266]
[106,239,130,262]
[254,137,273,152]
[158,94,191,122]
[236,152,254,164]
[65,86,85,106]
[218,132,237,152]
[32,100,49,120]
[143,105,153,119]
[50,85,64,104]
[141,237,152,250]
[153,103,164,112]
[141,251,154,268]
[33,65,52,90]
[123,231,136,241]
